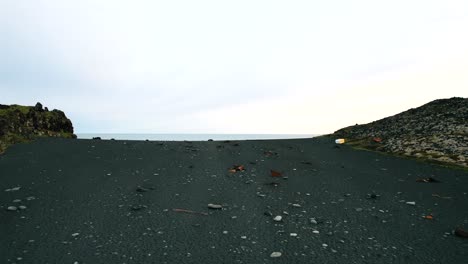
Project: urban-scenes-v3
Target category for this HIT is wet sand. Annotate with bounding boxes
[1,137,467,263]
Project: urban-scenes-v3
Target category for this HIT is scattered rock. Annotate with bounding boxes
[18,205,27,210]
[5,186,21,192]
[208,204,222,209]
[454,228,468,238]
[273,215,282,222]
[131,205,147,211]
[270,170,282,177]
[366,193,379,199]
[406,201,416,206]
[270,252,282,258]
[416,177,440,183]
[332,97,468,168]
[228,165,245,173]
[71,233,80,237]
[7,206,18,211]
[136,186,150,192]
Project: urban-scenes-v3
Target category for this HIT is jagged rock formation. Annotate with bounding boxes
[0,102,76,153]
[333,97,468,167]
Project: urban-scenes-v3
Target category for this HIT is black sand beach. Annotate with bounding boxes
[1,137,467,263]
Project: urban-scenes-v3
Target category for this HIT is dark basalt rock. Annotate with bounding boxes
[333,97,468,167]
[0,102,75,153]
[34,102,43,112]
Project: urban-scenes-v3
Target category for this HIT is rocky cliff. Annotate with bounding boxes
[333,97,468,167]
[0,102,76,153]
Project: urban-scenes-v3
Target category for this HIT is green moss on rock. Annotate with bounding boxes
[0,102,76,154]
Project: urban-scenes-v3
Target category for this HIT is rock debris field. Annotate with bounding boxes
[1,137,468,264]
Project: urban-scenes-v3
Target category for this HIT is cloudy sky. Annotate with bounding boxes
[1,0,467,134]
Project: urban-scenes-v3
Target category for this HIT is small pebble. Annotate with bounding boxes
[19,205,27,210]
[406,201,416,206]
[7,206,17,211]
[264,211,273,216]
[312,230,319,234]
[270,252,282,258]
[290,233,298,237]
[273,216,282,222]
[71,233,80,237]
[208,204,222,209]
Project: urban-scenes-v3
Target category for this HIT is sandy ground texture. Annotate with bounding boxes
[1,137,468,264]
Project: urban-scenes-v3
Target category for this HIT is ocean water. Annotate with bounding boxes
[77,134,317,141]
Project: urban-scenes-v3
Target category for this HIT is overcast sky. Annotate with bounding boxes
[1,0,467,134]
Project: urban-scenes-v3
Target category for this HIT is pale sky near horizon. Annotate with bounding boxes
[1,0,467,134]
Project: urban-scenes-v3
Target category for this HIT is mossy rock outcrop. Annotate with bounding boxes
[333,97,468,168]
[0,102,76,153]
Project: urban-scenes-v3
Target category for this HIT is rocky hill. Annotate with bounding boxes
[0,102,75,154]
[333,97,468,167]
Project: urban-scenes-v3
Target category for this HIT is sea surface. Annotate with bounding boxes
[77,133,317,141]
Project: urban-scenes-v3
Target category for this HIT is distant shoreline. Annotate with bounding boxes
[76,133,319,141]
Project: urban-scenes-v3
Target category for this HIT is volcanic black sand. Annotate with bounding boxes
[1,137,467,264]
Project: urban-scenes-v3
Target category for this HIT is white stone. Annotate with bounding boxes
[7,206,17,211]
[406,201,416,206]
[270,252,282,258]
[208,203,222,209]
[273,216,282,221]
